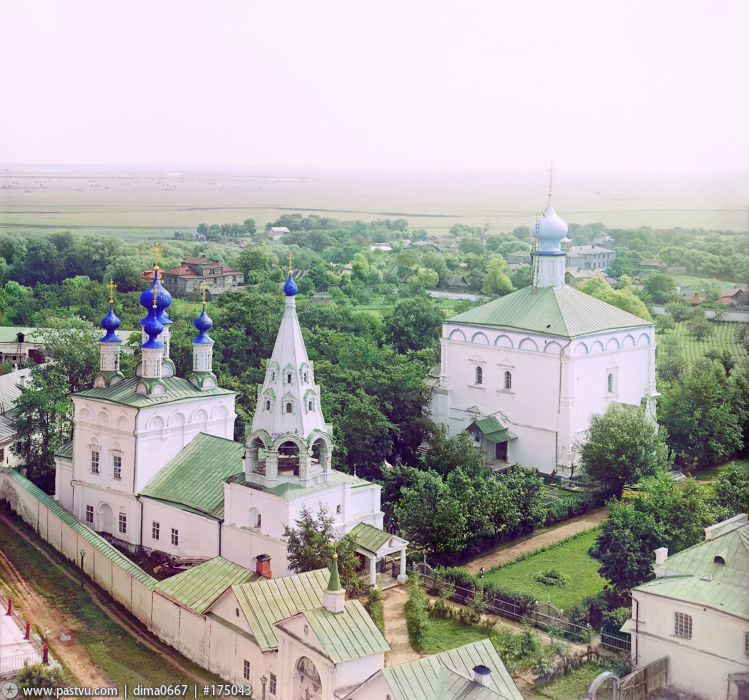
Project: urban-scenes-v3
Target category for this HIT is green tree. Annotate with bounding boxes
[578,276,652,321]
[16,663,69,691]
[38,316,100,394]
[664,299,696,322]
[284,505,364,593]
[686,313,711,340]
[421,425,485,477]
[580,403,669,496]
[351,253,370,282]
[383,297,443,354]
[658,359,742,469]
[236,247,275,284]
[644,273,677,304]
[714,464,749,516]
[481,256,513,296]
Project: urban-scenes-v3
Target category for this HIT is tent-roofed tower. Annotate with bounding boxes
[243,268,333,488]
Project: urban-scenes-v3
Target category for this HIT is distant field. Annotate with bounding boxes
[1,166,747,238]
[656,321,746,366]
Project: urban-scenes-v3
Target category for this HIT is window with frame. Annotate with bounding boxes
[113,454,122,480]
[85,505,94,524]
[303,370,309,382]
[243,659,250,681]
[286,372,292,384]
[308,399,313,411]
[91,450,100,474]
[152,521,160,540]
[0,447,4,463]
[475,366,483,385]
[674,612,692,639]
[269,673,277,695]
[171,528,179,546]
[118,513,127,534]
[286,402,292,414]
[504,370,512,390]
[607,372,614,393]
[744,632,749,657]
[265,399,271,411]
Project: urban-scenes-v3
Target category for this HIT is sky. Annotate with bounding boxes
[1,0,748,175]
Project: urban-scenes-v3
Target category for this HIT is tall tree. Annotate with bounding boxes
[383,296,443,354]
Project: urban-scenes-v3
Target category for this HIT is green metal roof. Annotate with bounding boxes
[635,523,749,618]
[154,557,257,614]
[448,285,652,338]
[232,568,329,651]
[225,469,373,501]
[436,666,505,699]
[349,522,399,555]
[301,600,390,663]
[1,468,157,589]
[0,326,134,344]
[140,433,243,519]
[74,376,236,408]
[381,638,522,700]
[470,417,516,444]
[55,441,74,460]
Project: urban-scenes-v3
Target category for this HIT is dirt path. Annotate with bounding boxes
[0,545,114,688]
[0,511,215,687]
[382,586,423,667]
[463,507,609,574]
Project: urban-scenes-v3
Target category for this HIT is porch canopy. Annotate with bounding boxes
[468,415,517,443]
[349,522,409,586]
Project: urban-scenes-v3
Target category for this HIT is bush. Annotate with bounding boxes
[16,664,68,690]
[456,606,481,626]
[542,488,609,527]
[363,586,385,634]
[404,575,429,649]
[534,568,569,587]
[429,597,453,619]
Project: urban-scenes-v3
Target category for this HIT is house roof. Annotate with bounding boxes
[75,376,236,408]
[1,467,157,589]
[379,638,521,700]
[0,327,44,344]
[448,285,652,338]
[225,469,373,500]
[0,415,16,443]
[140,433,243,519]
[232,568,330,651]
[55,440,74,460]
[567,245,615,256]
[635,522,749,618]
[0,368,31,413]
[348,522,407,556]
[300,600,390,663]
[154,557,257,614]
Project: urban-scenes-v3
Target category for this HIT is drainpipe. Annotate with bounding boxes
[556,339,573,468]
[631,593,639,668]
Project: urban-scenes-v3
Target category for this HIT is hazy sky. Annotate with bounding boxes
[1,1,747,174]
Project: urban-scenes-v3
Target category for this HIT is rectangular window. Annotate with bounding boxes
[91,450,100,474]
[674,612,692,639]
[113,454,122,480]
[152,522,160,540]
[171,528,179,546]
[0,447,5,463]
[269,673,277,695]
[745,632,749,657]
[85,505,94,524]
[118,513,127,534]
[243,660,250,681]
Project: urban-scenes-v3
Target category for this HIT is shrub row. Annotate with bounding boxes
[542,487,609,528]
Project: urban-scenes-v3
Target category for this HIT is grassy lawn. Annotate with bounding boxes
[656,320,745,366]
[525,661,614,699]
[419,614,489,654]
[692,458,749,482]
[484,530,606,612]
[0,511,223,691]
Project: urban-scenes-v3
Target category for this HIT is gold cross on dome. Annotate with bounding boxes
[153,241,162,269]
[106,279,117,304]
[199,279,208,303]
[288,251,294,273]
[152,284,159,309]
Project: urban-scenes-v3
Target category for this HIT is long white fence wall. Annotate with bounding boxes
[0,469,249,686]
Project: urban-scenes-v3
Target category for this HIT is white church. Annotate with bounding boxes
[54,267,407,583]
[429,194,658,473]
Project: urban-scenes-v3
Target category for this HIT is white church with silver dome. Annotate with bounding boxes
[429,192,658,473]
[55,264,405,583]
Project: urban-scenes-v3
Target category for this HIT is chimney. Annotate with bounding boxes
[255,554,272,579]
[654,547,668,578]
[19,374,26,388]
[472,665,491,687]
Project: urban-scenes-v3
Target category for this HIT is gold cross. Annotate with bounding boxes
[333,541,338,559]
[106,279,117,304]
[152,284,159,309]
[288,251,294,274]
[153,241,162,269]
[199,279,208,303]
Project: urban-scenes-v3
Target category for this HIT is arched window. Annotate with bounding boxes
[271,370,276,381]
[475,366,483,385]
[265,399,271,411]
[303,371,309,382]
[308,399,313,411]
[607,373,614,393]
[504,371,512,390]
[287,372,292,384]
[295,657,321,694]
[286,402,292,413]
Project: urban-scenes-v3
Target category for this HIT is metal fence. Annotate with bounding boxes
[0,588,46,660]
[536,647,602,688]
[0,651,42,677]
[600,630,632,655]
[618,656,669,700]
[412,562,591,641]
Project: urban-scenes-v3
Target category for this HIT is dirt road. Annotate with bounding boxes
[463,507,608,574]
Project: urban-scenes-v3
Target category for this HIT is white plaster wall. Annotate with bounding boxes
[141,499,220,559]
[345,672,390,699]
[72,483,141,546]
[633,591,749,700]
[220,522,288,575]
[54,460,73,508]
[134,394,235,492]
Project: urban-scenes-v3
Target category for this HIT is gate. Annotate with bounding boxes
[618,657,669,700]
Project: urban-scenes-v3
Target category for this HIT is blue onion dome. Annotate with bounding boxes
[531,201,568,254]
[141,310,164,349]
[192,304,214,344]
[139,269,173,316]
[283,272,298,297]
[100,304,122,343]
